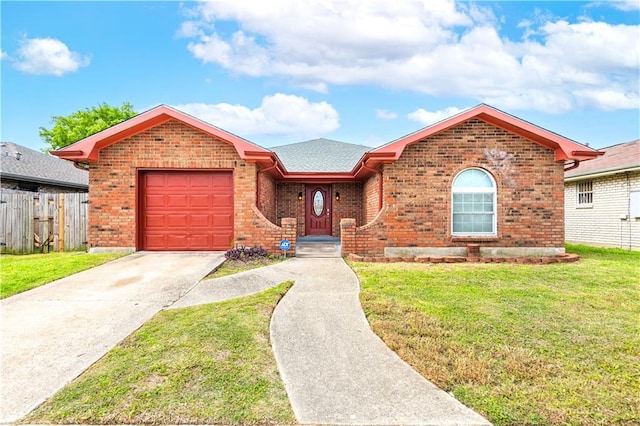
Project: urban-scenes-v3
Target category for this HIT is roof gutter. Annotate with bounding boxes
[0,172,88,190]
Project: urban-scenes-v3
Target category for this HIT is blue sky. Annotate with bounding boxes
[2,0,639,152]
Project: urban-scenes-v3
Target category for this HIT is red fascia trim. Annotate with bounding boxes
[53,105,271,162]
[370,104,602,162]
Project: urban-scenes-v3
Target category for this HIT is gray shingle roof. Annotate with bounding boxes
[272,138,369,172]
[0,142,88,189]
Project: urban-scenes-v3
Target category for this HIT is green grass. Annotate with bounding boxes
[352,245,640,426]
[22,281,296,425]
[0,252,126,298]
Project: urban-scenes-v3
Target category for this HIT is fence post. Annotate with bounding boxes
[58,193,65,252]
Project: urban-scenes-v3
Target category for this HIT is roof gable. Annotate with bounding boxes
[368,104,602,164]
[0,142,88,189]
[52,105,273,163]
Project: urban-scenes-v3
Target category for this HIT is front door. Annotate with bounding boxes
[305,185,332,235]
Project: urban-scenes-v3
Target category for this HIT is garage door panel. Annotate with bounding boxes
[167,214,188,227]
[213,214,233,227]
[166,174,189,187]
[213,174,233,188]
[145,214,166,228]
[145,174,166,187]
[188,235,211,249]
[190,174,212,187]
[140,171,233,251]
[167,194,188,208]
[190,214,211,227]
[190,194,211,208]
[167,233,189,247]
[212,233,233,247]
[144,234,166,250]
[212,194,232,207]
[146,194,165,207]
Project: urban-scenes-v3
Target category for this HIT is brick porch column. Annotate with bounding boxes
[340,218,356,257]
[281,218,297,256]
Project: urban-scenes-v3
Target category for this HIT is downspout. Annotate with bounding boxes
[564,160,580,172]
[627,172,632,250]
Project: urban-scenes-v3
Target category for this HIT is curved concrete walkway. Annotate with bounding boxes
[175,257,490,425]
[270,258,490,425]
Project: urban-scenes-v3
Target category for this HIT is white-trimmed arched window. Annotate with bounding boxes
[452,168,496,235]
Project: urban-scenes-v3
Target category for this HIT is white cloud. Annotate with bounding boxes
[13,37,90,76]
[173,93,339,137]
[408,106,468,126]
[376,109,398,120]
[603,0,640,11]
[180,0,640,113]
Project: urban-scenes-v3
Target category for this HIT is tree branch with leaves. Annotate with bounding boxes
[40,102,137,151]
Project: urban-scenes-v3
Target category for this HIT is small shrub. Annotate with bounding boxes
[225,246,270,262]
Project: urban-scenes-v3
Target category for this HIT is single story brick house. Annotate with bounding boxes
[565,140,639,250]
[53,104,602,258]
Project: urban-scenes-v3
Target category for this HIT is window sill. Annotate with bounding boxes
[576,204,593,209]
[451,236,499,243]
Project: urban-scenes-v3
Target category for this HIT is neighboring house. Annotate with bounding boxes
[0,142,88,193]
[52,104,602,257]
[565,140,640,250]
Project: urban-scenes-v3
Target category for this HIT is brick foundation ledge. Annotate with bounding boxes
[347,253,580,264]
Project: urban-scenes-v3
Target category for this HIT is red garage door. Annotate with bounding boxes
[140,171,233,251]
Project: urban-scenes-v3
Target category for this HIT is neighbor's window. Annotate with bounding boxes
[577,181,593,206]
[452,168,496,235]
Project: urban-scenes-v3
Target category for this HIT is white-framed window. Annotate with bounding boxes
[452,168,497,235]
[577,181,593,206]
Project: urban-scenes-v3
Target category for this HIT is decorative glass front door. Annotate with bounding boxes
[305,185,332,235]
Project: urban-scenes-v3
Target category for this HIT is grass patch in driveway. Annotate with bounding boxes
[205,256,286,279]
[351,245,640,426]
[22,280,296,425]
[1,252,126,299]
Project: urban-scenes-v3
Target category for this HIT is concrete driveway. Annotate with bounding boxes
[0,252,225,424]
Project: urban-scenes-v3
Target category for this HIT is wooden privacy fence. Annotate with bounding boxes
[0,192,88,254]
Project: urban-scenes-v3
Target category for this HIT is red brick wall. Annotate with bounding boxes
[88,120,293,252]
[352,119,565,256]
[276,182,306,236]
[332,183,362,236]
[362,172,380,224]
[258,171,277,223]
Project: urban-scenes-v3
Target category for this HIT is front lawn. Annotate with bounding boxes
[352,245,640,425]
[22,281,296,425]
[0,252,126,299]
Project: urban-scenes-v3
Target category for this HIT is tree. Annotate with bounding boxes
[39,102,137,151]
